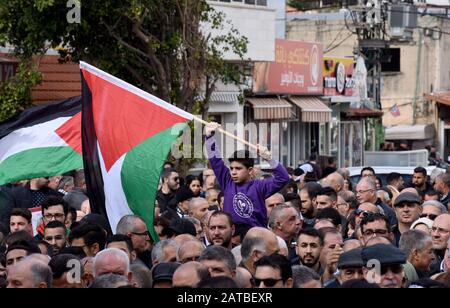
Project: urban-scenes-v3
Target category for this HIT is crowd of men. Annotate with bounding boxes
[0,123,449,288]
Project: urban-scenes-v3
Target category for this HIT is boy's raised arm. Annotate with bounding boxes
[204,122,232,188]
[257,145,290,198]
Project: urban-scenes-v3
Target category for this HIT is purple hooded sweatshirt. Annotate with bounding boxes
[205,136,289,228]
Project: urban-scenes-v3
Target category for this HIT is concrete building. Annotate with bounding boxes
[204,0,277,158]
[286,10,450,163]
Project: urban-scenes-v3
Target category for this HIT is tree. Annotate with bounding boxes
[0,0,248,116]
[0,59,42,122]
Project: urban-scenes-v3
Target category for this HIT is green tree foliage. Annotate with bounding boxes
[0,59,42,122]
[0,0,248,115]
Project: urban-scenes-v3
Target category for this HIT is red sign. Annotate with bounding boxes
[253,39,323,95]
[323,57,355,96]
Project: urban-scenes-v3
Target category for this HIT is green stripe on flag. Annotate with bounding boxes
[121,123,188,242]
[0,147,83,185]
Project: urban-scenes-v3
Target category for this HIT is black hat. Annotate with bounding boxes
[167,218,197,237]
[361,244,406,266]
[393,192,421,207]
[152,262,181,284]
[338,248,364,269]
[80,213,112,235]
[176,186,195,203]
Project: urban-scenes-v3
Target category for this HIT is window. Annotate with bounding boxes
[209,0,267,6]
[381,48,401,72]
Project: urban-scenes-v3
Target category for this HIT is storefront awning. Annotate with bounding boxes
[288,97,331,123]
[424,92,450,107]
[345,107,383,118]
[197,92,240,104]
[385,124,435,140]
[247,97,294,120]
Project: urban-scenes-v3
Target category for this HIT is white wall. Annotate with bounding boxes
[267,0,286,39]
[206,1,276,61]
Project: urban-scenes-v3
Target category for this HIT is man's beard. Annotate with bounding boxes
[300,255,319,268]
[301,206,315,219]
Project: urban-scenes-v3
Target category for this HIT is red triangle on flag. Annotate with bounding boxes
[82,70,189,171]
[55,112,83,156]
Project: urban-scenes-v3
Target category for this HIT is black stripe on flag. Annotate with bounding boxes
[81,70,110,228]
[0,96,81,139]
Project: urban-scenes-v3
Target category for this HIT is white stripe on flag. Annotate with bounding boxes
[0,117,70,162]
[98,143,133,234]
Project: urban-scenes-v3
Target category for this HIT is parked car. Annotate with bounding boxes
[348,166,445,188]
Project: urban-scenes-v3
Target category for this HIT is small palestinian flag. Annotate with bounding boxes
[80,62,193,239]
[0,96,83,186]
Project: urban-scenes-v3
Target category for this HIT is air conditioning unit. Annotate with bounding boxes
[390,4,418,28]
[389,4,418,40]
[390,27,414,41]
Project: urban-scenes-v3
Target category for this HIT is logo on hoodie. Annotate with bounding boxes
[233,193,254,219]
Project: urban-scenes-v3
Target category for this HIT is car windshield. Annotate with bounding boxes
[350,174,413,188]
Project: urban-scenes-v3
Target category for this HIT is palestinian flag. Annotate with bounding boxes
[80,62,193,240]
[0,96,83,186]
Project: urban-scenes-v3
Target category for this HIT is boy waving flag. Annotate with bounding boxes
[204,122,290,229]
[80,62,192,239]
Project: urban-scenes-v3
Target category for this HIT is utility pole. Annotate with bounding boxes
[347,0,390,150]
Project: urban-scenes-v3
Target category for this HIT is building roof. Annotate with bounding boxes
[424,92,450,107]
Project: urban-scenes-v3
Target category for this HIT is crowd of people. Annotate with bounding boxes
[0,122,449,288]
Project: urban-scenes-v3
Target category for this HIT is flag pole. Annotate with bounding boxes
[192,115,258,151]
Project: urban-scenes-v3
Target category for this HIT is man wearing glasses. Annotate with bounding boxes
[430,213,450,274]
[421,200,448,221]
[360,213,393,245]
[116,215,152,263]
[36,196,68,240]
[254,253,293,288]
[157,168,181,213]
[392,192,423,246]
[356,177,397,228]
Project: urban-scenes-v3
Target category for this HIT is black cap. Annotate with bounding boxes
[167,218,197,237]
[361,244,407,266]
[176,186,195,203]
[393,192,421,207]
[80,213,112,235]
[152,262,181,284]
[338,248,364,269]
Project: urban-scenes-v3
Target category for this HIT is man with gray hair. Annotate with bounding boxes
[188,197,209,221]
[151,239,179,265]
[177,240,205,263]
[399,229,434,281]
[421,200,448,221]
[240,227,279,276]
[292,265,322,288]
[199,245,237,278]
[356,177,397,226]
[434,173,450,209]
[93,248,131,282]
[6,257,52,288]
[265,193,285,218]
[268,204,302,264]
[116,215,151,256]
